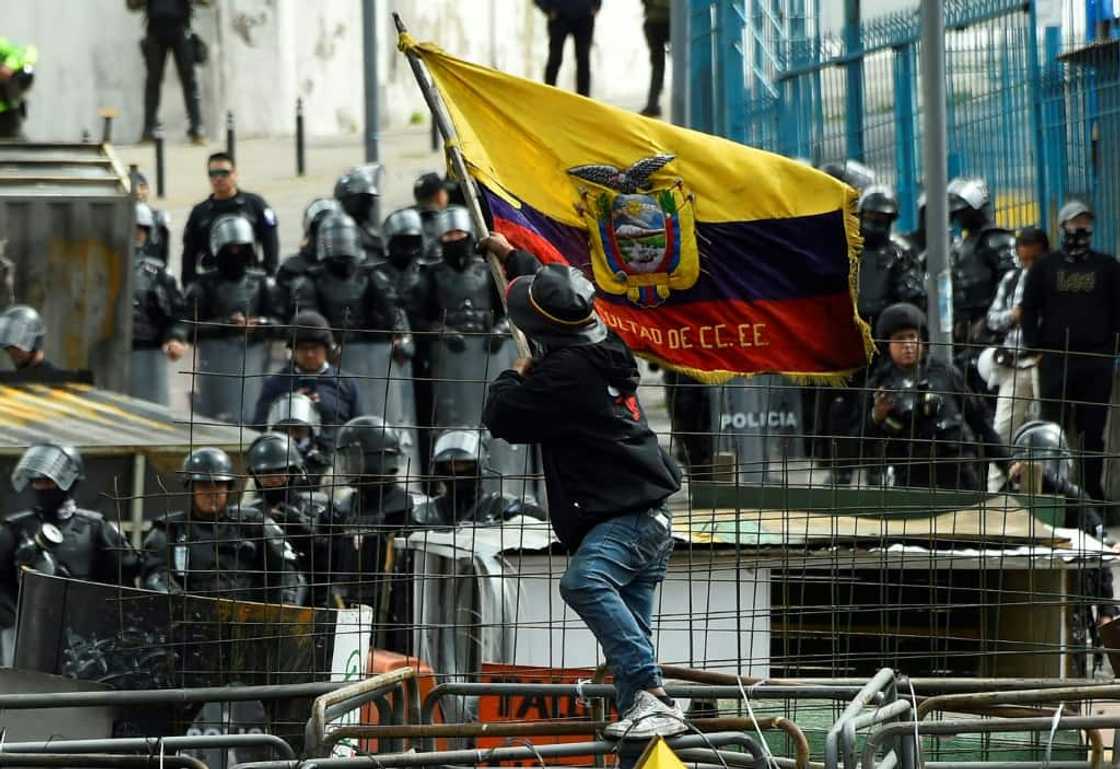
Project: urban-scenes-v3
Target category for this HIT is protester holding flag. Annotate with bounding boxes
[481,231,685,739]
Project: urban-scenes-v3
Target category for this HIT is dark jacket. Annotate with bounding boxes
[252,362,363,447]
[1020,248,1120,355]
[181,191,279,286]
[482,253,680,551]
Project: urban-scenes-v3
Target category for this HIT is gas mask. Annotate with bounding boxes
[326,256,358,279]
[35,486,71,517]
[441,236,475,270]
[1062,224,1093,258]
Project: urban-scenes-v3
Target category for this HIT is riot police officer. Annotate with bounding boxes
[866,303,1008,490]
[418,205,510,428]
[133,202,187,405]
[275,197,342,322]
[377,208,427,328]
[330,416,423,625]
[414,430,545,527]
[141,447,307,605]
[181,153,279,287]
[183,214,277,423]
[946,176,1016,376]
[1006,420,1117,673]
[266,391,331,486]
[0,445,140,634]
[291,213,416,461]
[135,173,172,264]
[334,164,384,257]
[819,159,877,192]
[857,185,926,330]
[253,310,362,449]
[0,305,54,372]
[245,433,334,605]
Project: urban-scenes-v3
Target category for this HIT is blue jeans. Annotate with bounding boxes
[559,509,673,714]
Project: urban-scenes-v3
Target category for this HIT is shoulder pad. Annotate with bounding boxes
[73,508,104,522]
[153,511,187,527]
[278,255,309,276]
[979,227,1015,249]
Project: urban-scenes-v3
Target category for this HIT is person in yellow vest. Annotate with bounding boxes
[0,38,38,140]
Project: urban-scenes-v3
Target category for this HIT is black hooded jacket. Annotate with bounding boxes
[482,253,681,551]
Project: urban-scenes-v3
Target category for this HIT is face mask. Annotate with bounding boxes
[344,196,375,226]
[441,238,474,270]
[327,257,357,278]
[218,248,248,279]
[35,486,70,517]
[261,483,289,507]
[861,218,891,248]
[389,243,420,269]
[1063,225,1092,257]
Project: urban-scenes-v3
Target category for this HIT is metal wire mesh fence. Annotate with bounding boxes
[4,313,1119,766]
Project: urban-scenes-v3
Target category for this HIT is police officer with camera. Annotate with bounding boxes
[866,303,1008,490]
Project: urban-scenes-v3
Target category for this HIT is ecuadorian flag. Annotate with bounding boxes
[399,34,872,383]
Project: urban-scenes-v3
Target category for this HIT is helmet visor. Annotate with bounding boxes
[0,314,40,352]
[266,394,321,433]
[13,445,80,492]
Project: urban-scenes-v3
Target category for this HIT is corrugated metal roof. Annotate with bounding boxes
[0,383,253,453]
[0,143,129,197]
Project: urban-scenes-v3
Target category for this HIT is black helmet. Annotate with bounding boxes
[875,302,926,341]
[0,304,46,352]
[287,309,334,349]
[1011,420,1073,485]
[413,172,446,203]
[302,197,343,239]
[181,447,237,487]
[858,185,899,219]
[316,212,364,269]
[335,415,403,482]
[335,165,382,225]
[246,432,305,478]
[12,443,84,492]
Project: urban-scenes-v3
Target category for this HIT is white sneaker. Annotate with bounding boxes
[603,691,688,739]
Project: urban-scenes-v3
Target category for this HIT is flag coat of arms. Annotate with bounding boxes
[399,34,872,383]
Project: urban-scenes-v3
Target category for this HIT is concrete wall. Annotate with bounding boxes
[7,0,655,143]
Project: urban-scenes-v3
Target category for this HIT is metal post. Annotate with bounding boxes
[295,98,305,176]
[670,0,689,127]
[101,115,113,144]
[893,43,918,233]
[921,0,952,363]
[1026,0,1048,229]
[362,0,380,162]
[154,129,166,199]
[225,110,236,165]
[843,0,865,161]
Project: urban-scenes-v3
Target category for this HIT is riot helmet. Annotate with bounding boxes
[247,432,307,507]
[820,159,877,192]
[266,392,322,454]
[334,164,382,226]
[209,214,255,278]
[180,447,237,487]
[432,430,487,516]
[316,212,364,278]
[12,443,84,493]
[13,443,84,517]
[302,197,343,259]
[334,415,404,485]
[1011,420,1073,487]
[947,176,992,231]
[383,208,425,268]
[1058,199,1094,258]
[0,304,46,355]
[858,185,899,247]
[437,206,476,270]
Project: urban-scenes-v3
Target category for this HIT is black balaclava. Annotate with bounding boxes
[35,486,71,518]
[441,236,475,271]
[1062,223,1093,259]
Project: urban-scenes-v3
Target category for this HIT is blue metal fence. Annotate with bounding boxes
[688,0,1120,255]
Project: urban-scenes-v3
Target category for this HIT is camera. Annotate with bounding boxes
[882,375,943,435]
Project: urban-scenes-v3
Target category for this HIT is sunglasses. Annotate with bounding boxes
[208,168,232,178]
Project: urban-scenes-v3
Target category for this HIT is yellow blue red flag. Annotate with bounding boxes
[399,34,871,383]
